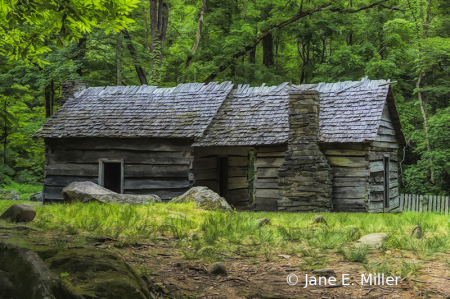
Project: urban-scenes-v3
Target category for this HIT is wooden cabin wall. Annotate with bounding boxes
[44,138,193,202]
[254,146,287,211]
[368,104,400,212]
[193,147,252,206]
[320,143,370,212]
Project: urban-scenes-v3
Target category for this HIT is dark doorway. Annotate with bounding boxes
[103,162,122,193]
[383,157,390,212]
[218,157,229,198]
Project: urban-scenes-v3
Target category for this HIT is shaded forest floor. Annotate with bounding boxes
[1,201,450,298]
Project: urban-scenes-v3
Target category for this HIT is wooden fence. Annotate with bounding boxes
[400,194,450,214]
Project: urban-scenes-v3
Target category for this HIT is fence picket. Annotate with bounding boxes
[441,196,445,214]
[423,195,428,213]
[400,194,404,212]
[446,197,449,215]
[419,195,423,213]
[413,194,417,212]
[407,194,411,212]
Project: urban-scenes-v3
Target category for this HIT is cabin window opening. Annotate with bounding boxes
[99,159,124,194]
[383,156,390,211]
[218,156,229,198]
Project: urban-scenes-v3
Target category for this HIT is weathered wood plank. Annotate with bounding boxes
[327,156,368,168]
[254,197,278,211]
[255,189,279,198]
[370,141,399,149]
[228,167,247,178]
[125,165,189,178]
[255,146,288,153]
[333,187,365,199]
[227,189,249,204]
[375,134,398,143]
[380,120,395,129]
[255,178,279,189]
[194,157,217,170]
[257,168,279,178]
[194,146,252,157]
[370,161,398,173]
[319,143,370,151]
[331,167,368,178]
[193,169,217,180]
[45,176,98,187]
[378,127,396,136]
[255,157,284,168]
[256,152,286,157]
[43,186,64,200]
[228,177,248,190]
[323,149,367,156]
[229,157,248,167]
[46,138,191,152]
[390,196,400,211]
[45,164,98,177]
[48,149,192,165]
[333,198,365,212]
[333,177,367,187]
[368,151,397,162]
[124,179,191,190]
[399,194,404,212]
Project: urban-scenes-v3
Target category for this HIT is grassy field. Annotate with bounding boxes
[1,200,450,297]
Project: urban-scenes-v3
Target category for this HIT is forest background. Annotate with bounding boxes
[0,0,449,197]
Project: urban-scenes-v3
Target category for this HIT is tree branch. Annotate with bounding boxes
[203,2,332,83]
[330,0,389,13]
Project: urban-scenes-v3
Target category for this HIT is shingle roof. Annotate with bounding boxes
[34,82,233,138]
[35,78,404,146]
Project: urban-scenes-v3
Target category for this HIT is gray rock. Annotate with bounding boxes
[312,268,336,278]
[207,262,227,275]
[30,191,43,202]
[0,189,20,201]
[0,242,81,299]
[0,204,36,223]
[256,218,270,227]
[356,233,389,249]
[62,181,161,205]
[169,186,232,212]
[410,225,424,239]
[313,215,329,226]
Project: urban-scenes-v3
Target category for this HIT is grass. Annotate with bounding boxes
[1,200,450,277]
[1,182,43,200]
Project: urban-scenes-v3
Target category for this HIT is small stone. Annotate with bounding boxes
[0,204,36,223]
[278,255,291,259]
[0,190,20,201]
[356,233,389,249]
[312,268,336,278]
[29,191,43,202]
[313,215,329,226]
[256,218,270,227]
[207,262,227,276]
[409,225,424,239]
[174,262,182,268]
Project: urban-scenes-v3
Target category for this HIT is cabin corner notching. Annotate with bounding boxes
[35,78,405,213]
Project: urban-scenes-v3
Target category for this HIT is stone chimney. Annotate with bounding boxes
[61,80,88,106]
[278,90,333,212]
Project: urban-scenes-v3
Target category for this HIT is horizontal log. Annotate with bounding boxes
[327,156,368,168]
[193,146,252,157]
[333,186,365,199]
[193,169,217,180]
[44,186,64,200]
[255,157,284,168]
[323,149,367,156]
[194,157,217,170]
[369,141,399,149]
[332,198,366,212]
[46,138,191,151]
[229,157,248,167]
[331,167,368,178]
[125,165,190,178]
[389,196,400,210]
[254,198,278,211]
[375,134,398,143]
[45,176,98,187]
[332,177,367,187]
[255,178,279,189]
[255,146,288,153]
[256,168,279,178]
[228,177,248,190]
[378,127,396,136]
[370,161,398,173]
[227,189,249,204]
[319,143,370,151]
[255,189,279,198]
[228,167,247,178]
[256,152,286,157]
[47,149,192,165]
[123,179,191,190]
[368,151,397,162]
[380,120,395,129]
[46,164,99,177]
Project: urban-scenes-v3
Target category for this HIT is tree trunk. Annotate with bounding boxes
[3,99,7,165]
[185,0,207,69]
[116,32,122,86]
[50,79,54,115]
[76,37,87,76]
[159,2,169,68]
[150,0,158,70]
[262,31,274,68]
[45,83,52,117]
[121,29,148,85]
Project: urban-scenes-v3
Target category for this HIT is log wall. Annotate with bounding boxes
[193,147,252,206]
[254,146,287,211]
[321,143,370,212]
[43,138,194,202]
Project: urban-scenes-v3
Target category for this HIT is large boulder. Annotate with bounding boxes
[62,181,161,205]
[0,189,20,201]
[0,204,36,222]
[169,186,232,212]
[0,242,82,299]
[40,248,151,299]
[30,191,44,202]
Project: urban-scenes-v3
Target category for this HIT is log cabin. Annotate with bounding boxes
[34,78,406,212]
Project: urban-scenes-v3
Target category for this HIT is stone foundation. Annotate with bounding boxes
[278,90,332,212]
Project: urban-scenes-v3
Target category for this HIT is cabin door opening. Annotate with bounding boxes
[218,157,229,199]
[99,159,124,194]
[383,156,390,212]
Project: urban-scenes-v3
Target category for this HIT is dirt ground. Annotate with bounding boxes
[112,240,450,299]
